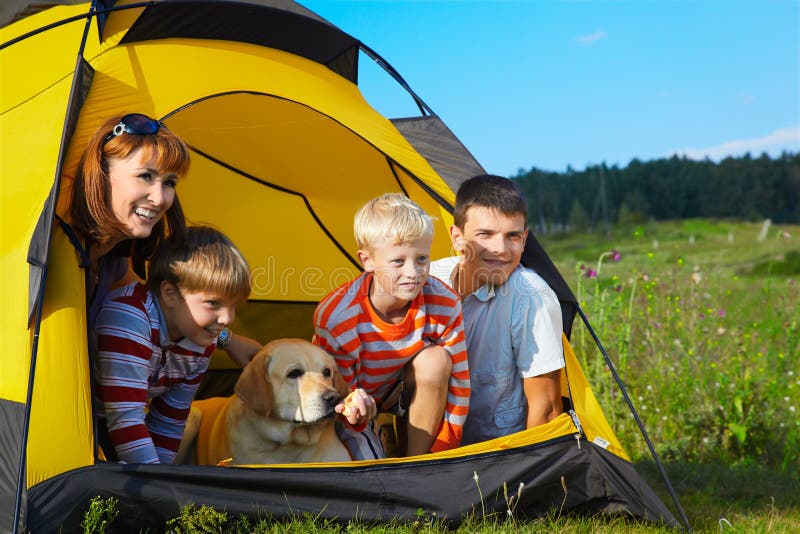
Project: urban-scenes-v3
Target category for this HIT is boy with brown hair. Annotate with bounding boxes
[94,225,259,463]
[429,174,565,445]
[313,193,470,458]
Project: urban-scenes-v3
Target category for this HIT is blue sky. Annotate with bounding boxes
[303,0,800,176]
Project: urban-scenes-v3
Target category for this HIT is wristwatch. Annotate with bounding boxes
[216,327,232,349]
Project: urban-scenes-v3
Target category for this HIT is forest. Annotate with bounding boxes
[513,151,800,234]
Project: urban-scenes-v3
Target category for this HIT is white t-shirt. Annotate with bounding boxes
[429,256,565,444]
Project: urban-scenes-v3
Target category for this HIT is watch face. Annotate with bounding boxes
[217,328,231,347]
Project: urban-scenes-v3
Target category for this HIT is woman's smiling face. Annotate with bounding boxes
[107,147,178,240]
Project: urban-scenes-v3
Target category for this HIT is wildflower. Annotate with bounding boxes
[717,309,726,318]
[691,272,702,284]
[717,327,726,335]
[781,231,791,238]
[784,397,790,402]
[615,285,622,292]
[642,273,650,282]
[646,385,652,391]
[584,269,597,279]
[673,338,682,347]
[610,249,622,262]
[699,313,706,319]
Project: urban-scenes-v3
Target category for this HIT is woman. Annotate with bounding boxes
[69,112,190,325]
[69,112,259,366]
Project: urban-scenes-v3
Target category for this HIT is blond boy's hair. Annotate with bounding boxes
[354,193,433,250]
[148,225,251,302]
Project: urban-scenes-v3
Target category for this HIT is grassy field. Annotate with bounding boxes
[543,218,800,532]
[81,219,800,533]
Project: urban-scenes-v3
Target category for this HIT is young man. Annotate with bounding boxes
[313,193,470,458]
[94,226,258,464]
[429,175,565,445]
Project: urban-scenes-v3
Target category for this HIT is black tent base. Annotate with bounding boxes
[27,437,679,533]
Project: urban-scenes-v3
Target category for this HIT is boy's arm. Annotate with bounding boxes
[222,333,262,367]
[147,357,209,464]
[430,294,470,451]
[513,274,566,428]
[95,297,161,464]
[312,308,375,429]
[523,370,562,428]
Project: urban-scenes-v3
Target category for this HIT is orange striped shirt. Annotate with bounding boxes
[313,273,470,451]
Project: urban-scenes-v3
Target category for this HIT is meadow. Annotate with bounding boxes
[81,219,799,533]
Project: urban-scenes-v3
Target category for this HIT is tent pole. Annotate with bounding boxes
[0,2,153,51]
[12,294,47,534]
[576,306,693,532]
[359,43,434,117]
[12,2,101,531]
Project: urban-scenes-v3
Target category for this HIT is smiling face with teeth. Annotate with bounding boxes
[160,283,238,348]
[107,147,179,241]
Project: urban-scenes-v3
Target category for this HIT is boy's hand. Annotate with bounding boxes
[335,388,376,428]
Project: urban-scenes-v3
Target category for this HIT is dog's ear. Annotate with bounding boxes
[235,352,273,415]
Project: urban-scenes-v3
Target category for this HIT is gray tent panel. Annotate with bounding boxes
[0,400,25,533]
[391,116,486,193]
[26,438,679,533]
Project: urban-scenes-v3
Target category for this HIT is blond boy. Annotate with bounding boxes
[313,193,470,458]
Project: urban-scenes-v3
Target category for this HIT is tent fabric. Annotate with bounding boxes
[390,116,486,194]
[1,1,680,532]
[27,434,678,533]
[117,1,361,82]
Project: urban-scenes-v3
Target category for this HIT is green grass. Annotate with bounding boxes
[81,219,800,533]
[553,220,799,476]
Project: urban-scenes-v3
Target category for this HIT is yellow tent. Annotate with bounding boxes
[0,1,685,532]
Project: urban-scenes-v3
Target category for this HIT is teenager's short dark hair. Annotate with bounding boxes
[453,174,528,228]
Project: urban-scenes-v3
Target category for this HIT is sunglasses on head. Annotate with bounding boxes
[103,113,166,144]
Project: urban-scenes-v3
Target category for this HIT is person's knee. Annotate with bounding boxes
[409,345,451,387]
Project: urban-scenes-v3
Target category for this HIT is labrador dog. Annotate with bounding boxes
[178,338,352,465]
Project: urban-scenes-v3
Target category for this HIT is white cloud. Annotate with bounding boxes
[671,126,800,161]
[576,30,607,45]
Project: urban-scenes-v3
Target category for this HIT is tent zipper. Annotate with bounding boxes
[568,409,584,449]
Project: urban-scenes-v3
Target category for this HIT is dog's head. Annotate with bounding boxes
[234,338,349,424]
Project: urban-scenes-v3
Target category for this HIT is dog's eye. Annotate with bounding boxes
[323,368,332,378]
[286,369,304,379]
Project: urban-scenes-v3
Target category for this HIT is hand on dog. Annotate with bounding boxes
[336,388,376,428]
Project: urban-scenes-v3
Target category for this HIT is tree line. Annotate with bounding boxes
[513,152,800,234]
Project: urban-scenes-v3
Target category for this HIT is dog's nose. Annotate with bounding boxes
[322,390,341,407]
